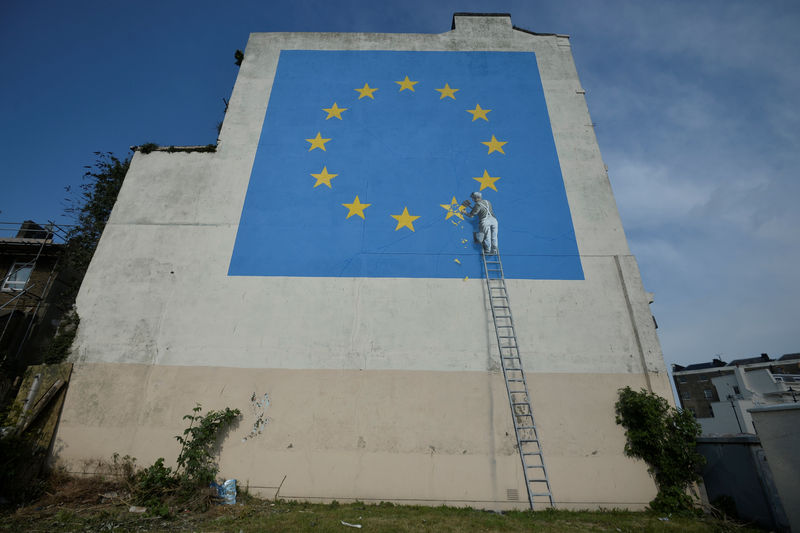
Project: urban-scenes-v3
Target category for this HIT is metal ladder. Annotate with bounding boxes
[481,249,555,509]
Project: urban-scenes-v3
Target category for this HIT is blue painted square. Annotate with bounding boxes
[229,50,583,280]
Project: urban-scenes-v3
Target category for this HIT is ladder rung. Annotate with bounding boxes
[530,493,553,497]
[498,335,515,338]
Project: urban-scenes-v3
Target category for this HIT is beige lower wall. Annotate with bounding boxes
[54,362,659,509]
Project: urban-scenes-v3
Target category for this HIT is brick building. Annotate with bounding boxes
[672,353,800,434]
[0,221,69,376]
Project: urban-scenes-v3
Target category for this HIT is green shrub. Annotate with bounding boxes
[615,387,705,514]
[126,404,240,510]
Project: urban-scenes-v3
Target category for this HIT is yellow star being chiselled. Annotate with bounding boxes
[466,104,491,121]
[473,170,501,191]
[305,132,331,152]
[355,83,379,99]
[439,196,466,220]
[395,76,419,92]
[342,195,371,219]
[311,166,337,188]
[323,102,347,120]
[435,83,459,100]
[481,135,507,154]
[391,207,420,231]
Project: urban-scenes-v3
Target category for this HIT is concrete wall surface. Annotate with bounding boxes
[696,436,789,531]
[750,404,800,531]
[54,14,671,509]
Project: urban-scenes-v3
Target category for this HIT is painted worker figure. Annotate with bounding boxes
[462,191,498,255]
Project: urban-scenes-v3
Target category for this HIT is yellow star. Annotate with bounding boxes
[306,132,331,152]
[481,135,507,154]
[391,207,420,232]
[323,102,347,120]
[355,83,378,99]
[439,196,466,220]
[473,170,501,191]
[466,104,491,121]
[311,166,337,188]
[395,75,419,92]
[435,83,459,100]
[342,195,371,219]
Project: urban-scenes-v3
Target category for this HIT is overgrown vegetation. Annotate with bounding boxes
[615,386,705,514]
[126,404,240,514]
[61,152,131,303]
[1,497,763,532]
[0,432,47,504]
[43,311,79,364]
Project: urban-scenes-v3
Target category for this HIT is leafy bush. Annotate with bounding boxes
[127,404,240,510]
[175,404,241,487]
[615,386,705,514]
[134,458,177,505]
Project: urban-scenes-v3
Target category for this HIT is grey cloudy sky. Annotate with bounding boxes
[1,0,797,372]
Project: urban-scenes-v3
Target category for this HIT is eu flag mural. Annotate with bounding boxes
[229,51,583,280]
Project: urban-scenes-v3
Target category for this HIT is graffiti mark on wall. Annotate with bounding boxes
[242,392,270,442]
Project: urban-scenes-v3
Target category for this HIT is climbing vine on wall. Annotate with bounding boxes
[615,386,705,514]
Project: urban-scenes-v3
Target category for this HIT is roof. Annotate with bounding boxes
[729,354,771,366]
[674,352,800,373]
[685,360,728,371]
[673,358,727,372]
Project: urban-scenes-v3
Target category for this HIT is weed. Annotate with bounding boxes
[124,404,240,511]
[138,142,159,154]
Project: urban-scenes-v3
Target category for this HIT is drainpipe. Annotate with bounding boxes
[727,394,744,433]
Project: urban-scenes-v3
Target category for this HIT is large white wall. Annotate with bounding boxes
[57,14,671,509]
[72,14,667,384]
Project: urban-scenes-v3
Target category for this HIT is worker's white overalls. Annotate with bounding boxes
[473,199,498,253]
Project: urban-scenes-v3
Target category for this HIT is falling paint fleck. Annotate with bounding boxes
[454,258,461,264]
[463,276,469,281]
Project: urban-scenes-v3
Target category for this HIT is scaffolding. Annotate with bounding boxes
[0,221,72,368]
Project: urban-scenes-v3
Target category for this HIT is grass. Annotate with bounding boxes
[0,476,762,533]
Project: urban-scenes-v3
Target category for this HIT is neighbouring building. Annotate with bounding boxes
[0,221,69,378]
[53,14,673,510]
[672,353,800,435]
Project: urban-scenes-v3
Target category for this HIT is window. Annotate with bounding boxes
[698,375,709,382]
[681,391,691,400]
[733,386,740,395]
[687,407,697,417]
[678,376,687,384]
[703,389,714,399]
[2,262,33,291]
